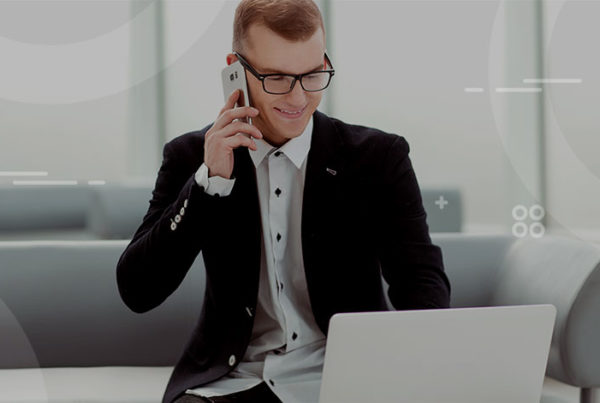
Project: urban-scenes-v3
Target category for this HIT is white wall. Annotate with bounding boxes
[3,0,598,240]
[0,0,136,183]
[542,0,600,242]
[329,0,511,232]
[162,1,237,142]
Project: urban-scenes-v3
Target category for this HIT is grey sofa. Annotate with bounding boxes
[0,234,598,402]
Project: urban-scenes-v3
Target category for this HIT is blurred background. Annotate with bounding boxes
[1,2,600,402]
[0,0,598,241]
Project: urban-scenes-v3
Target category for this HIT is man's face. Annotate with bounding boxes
[229,24,326,147]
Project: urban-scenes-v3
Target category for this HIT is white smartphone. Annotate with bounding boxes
[221,61,252,129]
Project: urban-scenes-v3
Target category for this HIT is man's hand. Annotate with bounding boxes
[204,90,263,179]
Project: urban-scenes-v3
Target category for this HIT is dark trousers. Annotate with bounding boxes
[173,382,282,403]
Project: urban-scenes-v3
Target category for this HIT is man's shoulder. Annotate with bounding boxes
[316,111,410,157]
[166,123,211,151]
[160,124,212,169]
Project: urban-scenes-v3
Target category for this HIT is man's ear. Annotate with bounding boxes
[226,53,238,66]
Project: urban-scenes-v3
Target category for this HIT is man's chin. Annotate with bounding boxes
[271,117,309,137]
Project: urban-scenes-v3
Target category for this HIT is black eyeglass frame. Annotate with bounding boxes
[233,51,335,95]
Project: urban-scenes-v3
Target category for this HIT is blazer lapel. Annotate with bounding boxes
[302,110,346,239]
[228,147,262,297]
[301,111,346,327]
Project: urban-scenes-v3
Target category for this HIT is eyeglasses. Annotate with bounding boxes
[233,52,335,95]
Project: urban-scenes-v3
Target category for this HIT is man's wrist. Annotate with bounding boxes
[194,163,235,196]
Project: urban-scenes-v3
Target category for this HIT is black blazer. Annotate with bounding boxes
[117,110,450,403]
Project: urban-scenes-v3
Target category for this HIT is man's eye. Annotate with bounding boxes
[269,75,286,81]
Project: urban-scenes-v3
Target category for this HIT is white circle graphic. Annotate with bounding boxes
[530,222,546,239]
[529,204,546,221]
[512,222,528,238]
[0,1,227,104]
[512,205,528,221]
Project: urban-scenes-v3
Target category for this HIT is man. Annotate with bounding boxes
[117,1,450,402]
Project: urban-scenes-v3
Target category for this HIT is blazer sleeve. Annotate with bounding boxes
[116,137,219,313]
[377,135,451,310]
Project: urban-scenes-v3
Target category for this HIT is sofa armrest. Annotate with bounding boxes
[491,236,600,388]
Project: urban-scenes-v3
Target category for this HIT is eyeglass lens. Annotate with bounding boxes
[264,72,331,94]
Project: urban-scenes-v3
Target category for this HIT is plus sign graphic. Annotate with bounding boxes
[435,196,448,210]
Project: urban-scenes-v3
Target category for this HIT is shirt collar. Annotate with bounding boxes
[249,116,313,169]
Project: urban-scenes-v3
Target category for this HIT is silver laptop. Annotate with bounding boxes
[318,304,556,403]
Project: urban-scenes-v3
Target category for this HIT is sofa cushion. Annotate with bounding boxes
[0,366,171,403]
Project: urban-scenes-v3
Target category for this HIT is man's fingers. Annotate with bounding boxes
[222,106,259,124]
[208,121,262,143]
[219,89,240,115]
[226,121,262,139]
[213,107,260,132]
[224,133,258,151]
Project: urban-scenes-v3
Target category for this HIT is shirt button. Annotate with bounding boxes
[228,355,236,366]
[214,193,220,198]
[274,151,282,157]
[275,188,282,197]
[170,222,177,231]
[269,379,275,386]
[292,332,298,341]
[276,233,282,242]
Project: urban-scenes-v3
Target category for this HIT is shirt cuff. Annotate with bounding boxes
[194,163,235,197]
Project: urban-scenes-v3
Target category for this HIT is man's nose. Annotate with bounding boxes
[285,78,307,105]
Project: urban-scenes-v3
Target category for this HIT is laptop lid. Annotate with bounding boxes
[318,304,556,403]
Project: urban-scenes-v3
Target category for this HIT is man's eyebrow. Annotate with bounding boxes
[259,62,325,75]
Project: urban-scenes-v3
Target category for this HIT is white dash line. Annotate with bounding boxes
[464,88,484,93]
[0,171,49,177]
[496,87,542,93]
[523,78,582,84]
[13,180,78,186]
[88,180,106,186]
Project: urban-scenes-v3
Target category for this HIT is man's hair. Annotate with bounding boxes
[232,0,325,52]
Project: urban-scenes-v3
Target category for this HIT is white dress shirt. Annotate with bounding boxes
[187,117,326,402]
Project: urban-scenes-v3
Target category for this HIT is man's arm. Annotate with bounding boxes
[377,135,451,310]
[116,139,210,313]
[117,91,262,314]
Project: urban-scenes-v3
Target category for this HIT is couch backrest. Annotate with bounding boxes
[421,189,462,232]
[86,185,152,240]
[0,186,90,231]
[0,186,463,240]
[431,233,514,307]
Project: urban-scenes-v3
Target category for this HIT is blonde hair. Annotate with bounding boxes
[232,0,325,52]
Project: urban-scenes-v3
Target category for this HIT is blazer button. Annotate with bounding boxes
[174,214,182,223]
[170,222,177,231]
[228,355,236,366]
[180,207,185,216]
[184,199,189,208]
